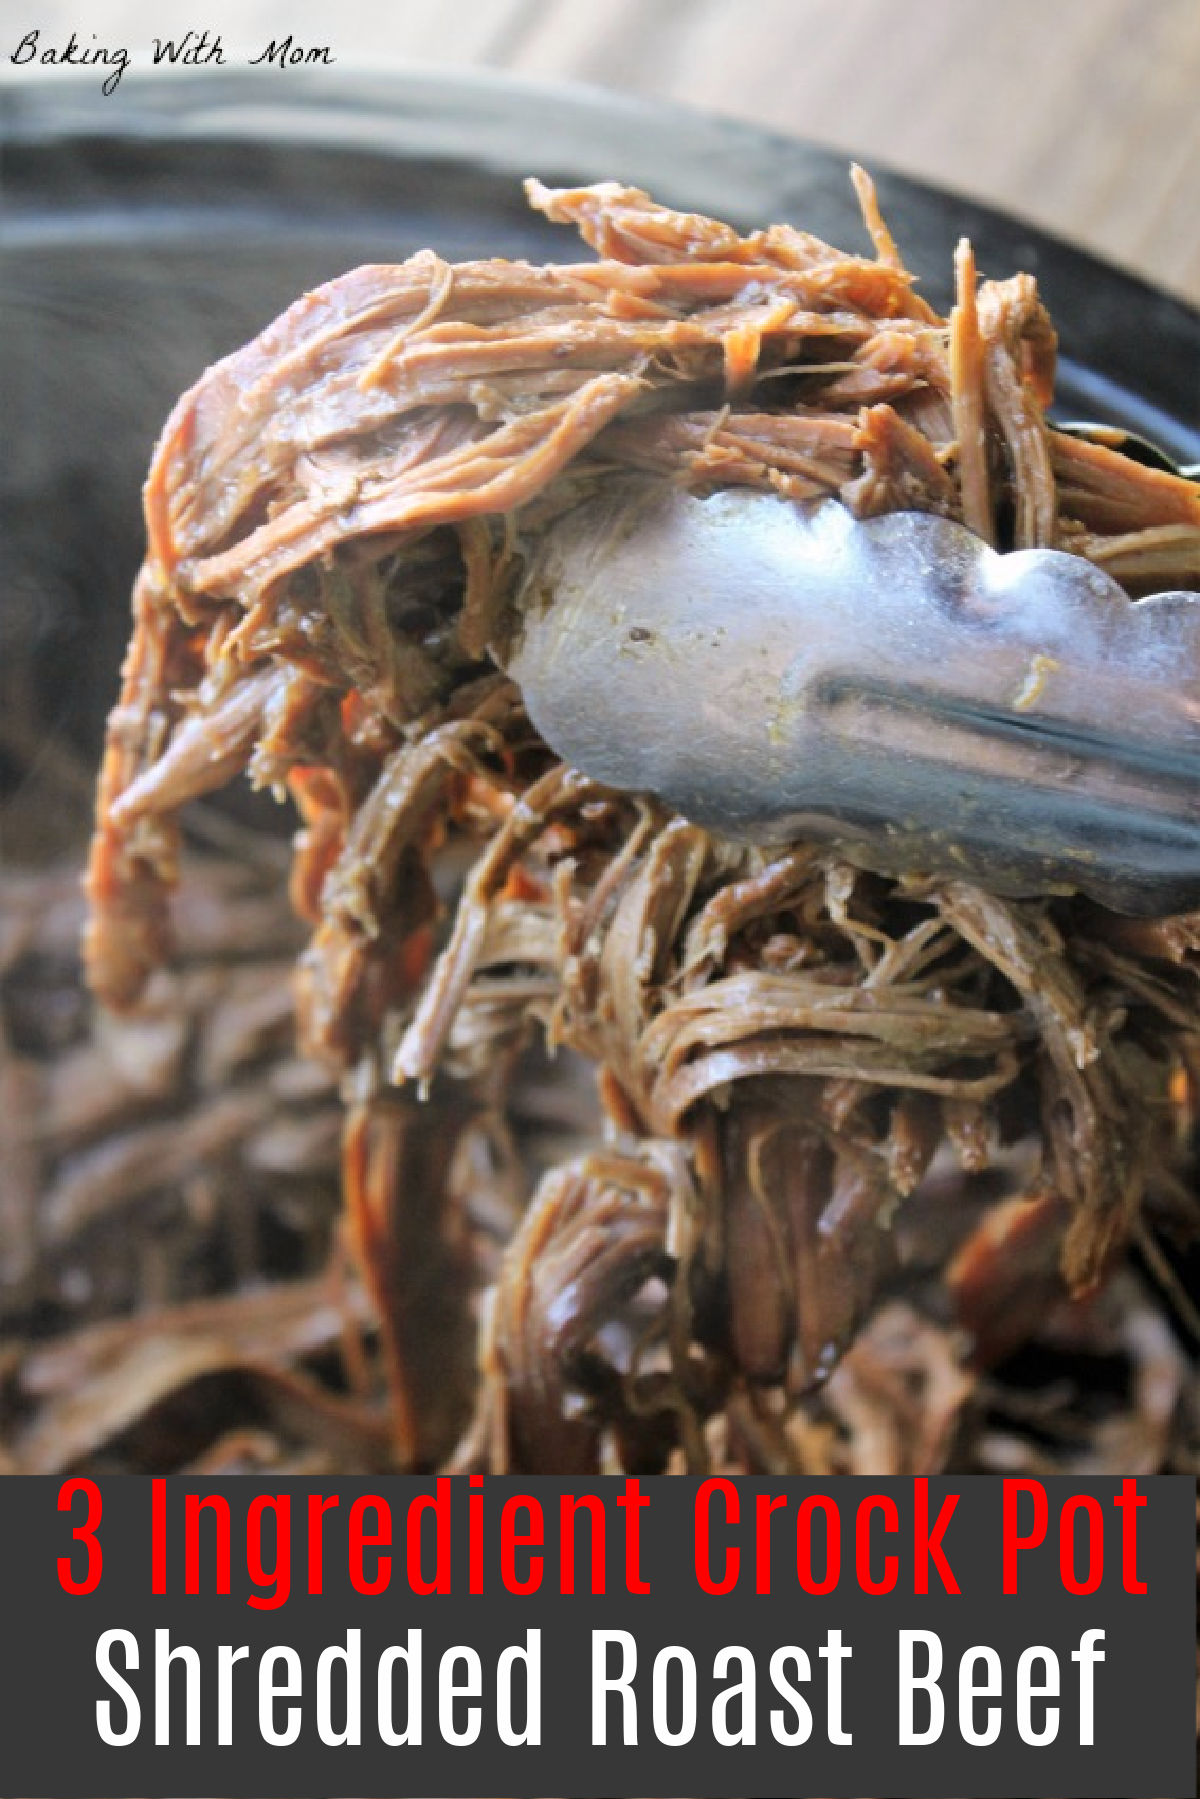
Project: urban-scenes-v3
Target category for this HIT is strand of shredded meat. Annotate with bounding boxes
[84,173,1200,1472]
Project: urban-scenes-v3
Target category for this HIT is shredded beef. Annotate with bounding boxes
[83,172,1200,1473]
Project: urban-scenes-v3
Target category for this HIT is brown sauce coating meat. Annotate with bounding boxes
[84,174,1200,1473]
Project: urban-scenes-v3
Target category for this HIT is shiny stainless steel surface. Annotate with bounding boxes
[511,484,1200,912]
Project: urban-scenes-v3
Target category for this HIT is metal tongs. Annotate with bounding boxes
[506,440,1200,916]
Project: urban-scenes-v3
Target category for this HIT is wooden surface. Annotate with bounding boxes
[14,0,1200,302]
